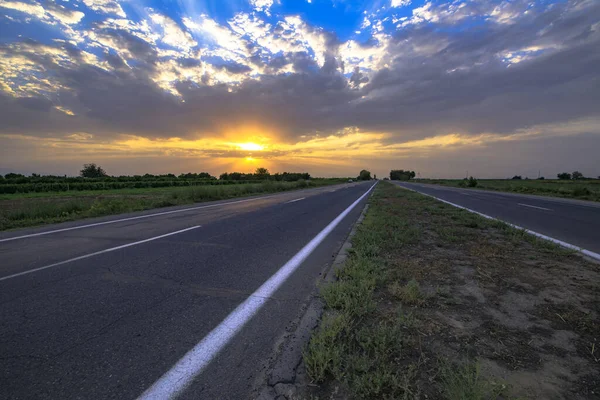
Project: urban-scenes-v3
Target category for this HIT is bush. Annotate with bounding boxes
[459,177,478,187]
[572,187,591,197]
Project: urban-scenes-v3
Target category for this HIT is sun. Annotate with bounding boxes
[237,142,265,151]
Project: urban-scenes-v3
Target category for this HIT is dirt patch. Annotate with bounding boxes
[300,183,600,399]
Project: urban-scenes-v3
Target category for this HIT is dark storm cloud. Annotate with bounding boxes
[0,0,599,143]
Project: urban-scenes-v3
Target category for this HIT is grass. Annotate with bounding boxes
[440,361,506,400]
[413,178,600,202]
[0,179,340,231]
[301,181,600,399]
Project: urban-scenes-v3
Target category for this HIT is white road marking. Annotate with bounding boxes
[397,184,600,262]
[518,203,552,211]
[0,194,286,243]
[285,197,306,204]
[137,182,377,400]
[0,226,201,282]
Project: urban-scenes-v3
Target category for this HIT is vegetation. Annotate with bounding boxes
[302,182,599,399]
[415,178,600,202]
[557,172,572,180]
[0,176,346,231]
[219,169,310,182]
[390,169,416,180]
[358,169,372,180]
[80,163,108,178]
[458,176,478,187]
[0,166,314,194]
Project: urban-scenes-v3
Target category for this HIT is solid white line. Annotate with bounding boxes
[0,226,201,282]
[397,184,600,262]
[137,182,377,400]
[0,195,283,243]
[518,203,552,211]
[285,197,306,204]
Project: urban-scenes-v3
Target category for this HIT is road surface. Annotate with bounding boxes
[391,181,600,255]
[0,181,374,400]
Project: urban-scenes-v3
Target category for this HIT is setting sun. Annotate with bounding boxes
[237,142,265,151]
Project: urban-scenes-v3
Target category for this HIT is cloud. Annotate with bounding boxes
[82,0,126,18]
[249,0,275,15]
[391,0,411,8]
[0,0,599,178]
[1,0,84,25]
[149,12,196,52]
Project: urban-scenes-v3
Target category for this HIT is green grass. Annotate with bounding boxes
[0,179,340,231]
[440,361,507,400]
[414,179,600,202]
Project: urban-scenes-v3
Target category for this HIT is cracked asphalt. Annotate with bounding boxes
[0,182,372,399]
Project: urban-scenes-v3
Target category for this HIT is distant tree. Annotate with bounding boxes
[358,170,372,180]
[390,170,415,180]
[374,174,377,180]
[255,167,270,177]
[572,171,584,180]
[557,172,571,180]
[4,173,25,179]
[511,175,522,180]
[538,176,545,180]
[80,163,108,178]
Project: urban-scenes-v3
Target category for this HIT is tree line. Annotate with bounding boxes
[0,165,316,194]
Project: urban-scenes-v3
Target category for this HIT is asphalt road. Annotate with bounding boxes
[0,181,374,400]
[391,181,600,255]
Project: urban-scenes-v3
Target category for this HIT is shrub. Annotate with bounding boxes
[572,187,591,197]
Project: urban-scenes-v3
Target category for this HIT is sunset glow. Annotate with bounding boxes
[237,143,265,152]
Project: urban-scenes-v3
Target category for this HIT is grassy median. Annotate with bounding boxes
[302,182,599,399]
[0,179,341,231]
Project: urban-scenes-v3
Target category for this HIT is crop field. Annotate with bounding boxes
[0,179,344,231]
[414,179,600,202]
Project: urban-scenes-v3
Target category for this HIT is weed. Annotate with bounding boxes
[389,279,423,305]
[304,313,349,382]
[440,360,506,400]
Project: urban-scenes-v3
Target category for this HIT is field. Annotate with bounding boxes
[413,178,600,202]
[300,182,599,399]
[0,179,344,231]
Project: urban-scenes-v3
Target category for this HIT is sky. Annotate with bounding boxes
[0,0,599,179]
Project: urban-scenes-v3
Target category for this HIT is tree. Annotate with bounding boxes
[390,170,415,180]
[374,174,377,180]
[4,173,24,179]
[511,175,522,180]
[80,164,108,178]
[572,171,583,180]
[255,167,270,177]
[557,172,571,180]
[358,170,372,180]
